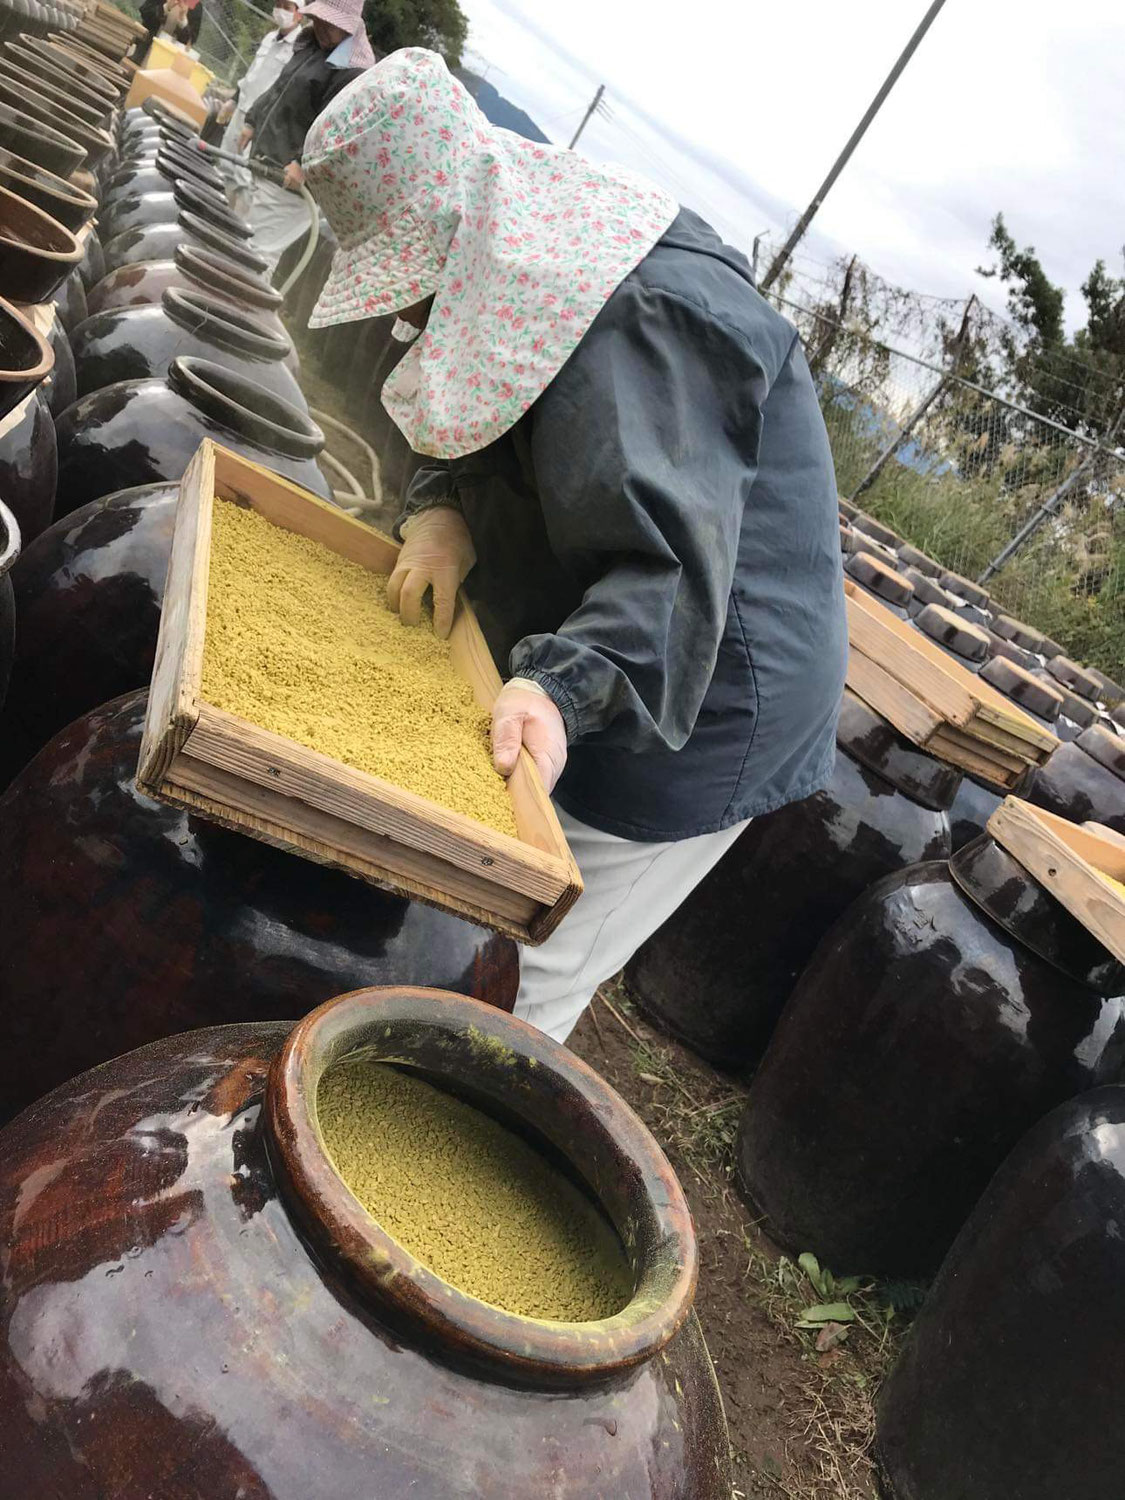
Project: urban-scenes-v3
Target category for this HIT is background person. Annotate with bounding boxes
[302,51,848,1045]
[136,0,202,54]
[216,0,302,218]
[239,0,374,273]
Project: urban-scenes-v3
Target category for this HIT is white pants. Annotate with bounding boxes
[218,110,254,219]
[247,176,314,272]
[514,807,750,1044]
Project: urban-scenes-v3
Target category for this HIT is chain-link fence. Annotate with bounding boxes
[755,240,1125,674]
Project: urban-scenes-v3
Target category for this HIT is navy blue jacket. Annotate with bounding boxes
[404,209,847,841]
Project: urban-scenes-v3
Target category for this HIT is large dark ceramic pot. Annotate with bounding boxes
[102,209,272,278]
[0,988,730,1498]
[1030,724,1125,833]
[1,38,115,120]
[98,179,251,245]
[0,51,109,127]
[0,692,521,1122]
[101,150,224,204]
[0,143,95,228]
[911,600,989,672]
[0,72,113,167]
[0,495,18,709]
[0,291,51,419]
[844,550,913,618]
[735,835,1125,1274]
[55,355,328,514]
[53,262,87,333]
[39,309,75,415]
[88,243,288,339]
[0,180,82,301]
[0,98,83,178]
[947,656,1064,853]
[76,221,103,287]
[900,566,958,620]
[0,482,174,784]
[895,541,942,578]
[0,386,55,542]
[626,691,960,1070]
[876,1086,1125,1500]
[18,35,118,103]
[71,288,305,408]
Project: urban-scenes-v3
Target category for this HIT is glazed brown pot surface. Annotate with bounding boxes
[0,993,730,1498]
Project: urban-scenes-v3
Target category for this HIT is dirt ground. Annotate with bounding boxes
[570,981,917,1500]
[293,342,918,1499]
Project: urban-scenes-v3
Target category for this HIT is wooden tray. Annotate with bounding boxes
[987,800,1125,965]
[844,580,1058,787]
[138,442,583,944]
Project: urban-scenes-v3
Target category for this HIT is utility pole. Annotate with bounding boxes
[759,0,949,292]
[569,85,605,150]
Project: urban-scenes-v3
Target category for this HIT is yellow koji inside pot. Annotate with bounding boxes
[316,1055,634,1322]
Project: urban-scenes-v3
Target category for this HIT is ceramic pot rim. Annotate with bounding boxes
[162,286,292,360]
[0,293,53,390]
[20,37,118,98]
[0,493,21,578]
[2,38,117,110]
[265,986,699,1386]
[0,181,82,264]
[172,179,252,240]
[167,354,322,457]
[0,73,112,156]
[0,97,84,160]
[0,147,96,215]
[837,689,962,811]
[177,211,270,273]
[176,243,283,310]
[0,55,107,128]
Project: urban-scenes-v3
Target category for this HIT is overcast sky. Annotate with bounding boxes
[460,0,1124,335]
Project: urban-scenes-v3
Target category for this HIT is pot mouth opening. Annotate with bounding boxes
[173,179,252,240]
[0,294,53,384]
[179,211,270,274]
[0,97,83,156]
[162,286,291,359]
[27,40,118,98]
[0,57,106,126]
[0,151,93,211]
[167,354,321,457]
[265,987,698,1386]
[0,76,110,151]
[177,243,282,309]
[0,182,82,261]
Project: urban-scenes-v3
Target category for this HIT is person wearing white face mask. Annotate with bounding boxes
[216,0,302,218]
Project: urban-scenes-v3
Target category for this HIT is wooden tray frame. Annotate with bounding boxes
[138,442,583,944]
[987,800,1125,965]
[844,580,1058,787]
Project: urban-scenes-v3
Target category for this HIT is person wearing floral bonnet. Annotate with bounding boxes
[302,49,847,1045]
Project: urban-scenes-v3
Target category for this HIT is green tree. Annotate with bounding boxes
[361,0,468,66]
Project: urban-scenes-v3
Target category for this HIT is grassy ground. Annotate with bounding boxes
[570,980,921,1500]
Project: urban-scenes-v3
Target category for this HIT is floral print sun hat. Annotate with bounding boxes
[302,48,678,459]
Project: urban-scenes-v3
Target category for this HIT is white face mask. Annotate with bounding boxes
[272,7,294,28]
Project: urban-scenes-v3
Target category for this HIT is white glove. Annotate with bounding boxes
[386,507,476,640]
[492,678,568,793]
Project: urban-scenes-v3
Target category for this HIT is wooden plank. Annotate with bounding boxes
[987,799,1125,965]
[184,703,570,903]
[846,650,944,744]
[161,753,547,940]
[137,442,213,785]
[845,581,1058,754]
[933,724,1027,775]
[928,731,1021,788]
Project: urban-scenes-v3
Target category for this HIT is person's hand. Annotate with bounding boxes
[492,680,568,792]
[282,160,305,191]
[216,99,235,124]
[238,126,253,152]
[386,507,476,640]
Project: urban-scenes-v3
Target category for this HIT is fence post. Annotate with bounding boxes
[849,296,976,501]
[977,402,1125,583]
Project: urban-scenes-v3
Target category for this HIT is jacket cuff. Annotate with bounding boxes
[509,666,582,743]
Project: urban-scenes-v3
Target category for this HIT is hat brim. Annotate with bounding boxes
[308,217,440,328]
